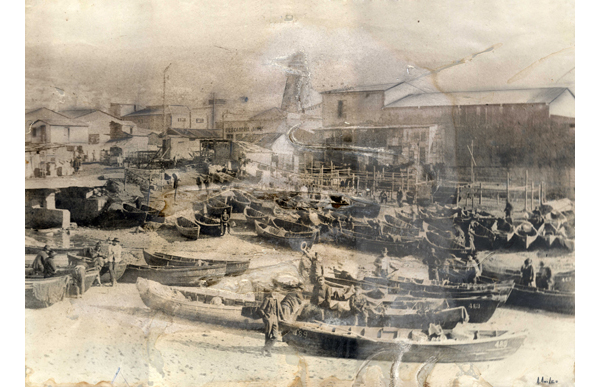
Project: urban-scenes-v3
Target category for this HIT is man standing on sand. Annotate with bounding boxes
[220,209,230,235]
[32,245,51,275]
[504,201,514,225]
[257,290,284,357]
[105,238,122,287]
[520,258,536,287]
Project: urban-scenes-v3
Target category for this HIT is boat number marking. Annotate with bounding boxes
[296,329,308,338]
[468,303,481,309]
[494,340,508,349]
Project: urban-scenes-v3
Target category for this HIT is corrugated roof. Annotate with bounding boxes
[385,88,573,108]
[166,128,221,138]
[123,105,190,117]
[321,83,399,94]
[25,107,89,127]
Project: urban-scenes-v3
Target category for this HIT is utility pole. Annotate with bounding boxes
[163,63,172,136]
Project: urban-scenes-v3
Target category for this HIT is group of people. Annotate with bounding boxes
[31,238,123,289]
[520,258,553,290]
[378,188,409,206]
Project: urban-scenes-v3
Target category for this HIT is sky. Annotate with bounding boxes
[25,0,575,112]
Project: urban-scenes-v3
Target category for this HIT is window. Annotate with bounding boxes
[226,134,234,140]
[32,127,37,137]
[420,131,427,141]
[130,128,133,134]
[178,118,187,122]
[89,134,100,144]
[196,118,204,123]
[337,100,345,119]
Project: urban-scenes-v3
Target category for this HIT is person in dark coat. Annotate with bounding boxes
[220,209,230,235]
[520,258,536,287]
[281,290,304,322]
[43,250,58,278]
[379,190,388,204]
[538,261,553,290]
[32,245,51,275]
[504,201,514,224]
[423,248,440,282]
[257,291,284,356]
[172,173,179,202]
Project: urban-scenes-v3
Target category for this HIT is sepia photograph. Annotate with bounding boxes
[23,1,578,386]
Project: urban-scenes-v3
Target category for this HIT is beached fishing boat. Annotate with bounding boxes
[120,263,226,286]
[282,321,527,362]
[243,206,270,224]
[231,190,252,213]
[25,275,70,309]
[66,253,128,283]
[505,285,574,315]
[194,213,225,236]
[122,203,165,224]
[254,220,317,251]
[328,276,510,323]
[337,227,421,257]
[175,217,201,240]
[136,278,263,330]
[142,250,250,276]
[512,222,539,250]
[424,231,471,259]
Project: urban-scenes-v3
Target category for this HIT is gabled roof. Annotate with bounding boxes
[123,105,190,117]
[26,107,89,127]
[384,88,574,108]
[250,107,287,121]
[254,133,285,149]
[321,83,399,94]
[60,109,126,122]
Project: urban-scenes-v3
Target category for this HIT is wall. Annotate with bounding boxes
[322,91,385,127]
[126,115,165,132]
[191,108,211,129]
[25,207,70,229]
[170,112,191,129]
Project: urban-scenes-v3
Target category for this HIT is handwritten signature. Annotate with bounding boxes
[537,376,558,385]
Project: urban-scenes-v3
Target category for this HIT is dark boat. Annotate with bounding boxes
[119,263,226,286]
[66,253,128,283]
[335,196,381,218]
[491,218,516,249]
[122,203,165,224]
[512,222,539,250]
[337,227,421,257]
[243,206,270,224]
[282,321,527,362]
[254,220,317,251]
[136,278,263,330]
[142,250,250,276]
[383,215,422,236]
[25,275,70,309]
[424,231,470,259]
[175,217,201,240]
[505,285,574,315]
[194,213,225,237]
[231,190,252,213]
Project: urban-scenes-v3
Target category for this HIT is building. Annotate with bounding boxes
[319,83,575,196]
[109,103,146,118]
[26,108,89,145]
[60,109,136,144]
[121,105,192,133]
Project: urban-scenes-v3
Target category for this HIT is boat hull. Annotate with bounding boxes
[142,250,250,276]
[282,322,527,362]
[120,264,226,286]
[136,279,263,330]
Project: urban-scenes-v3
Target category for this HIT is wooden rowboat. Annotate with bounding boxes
[194,213,225,237]
[175,217,201,240]
[136,278,263,330]
[505,285,574,315]
[66,253,128,283]
[120,263,226,286]
[122,203,165,225]
[142,250,250,276]
[282,321,527,362]
[243,206,269,224]
[254,220,317,251]
[25,275,70,309]
[513,222,539,250]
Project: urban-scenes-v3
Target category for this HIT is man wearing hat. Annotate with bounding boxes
[32,245,51,275]
[43,250,58,278]
[105,238,122,287]
[257,290,284,357]
[520,258,536,287]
